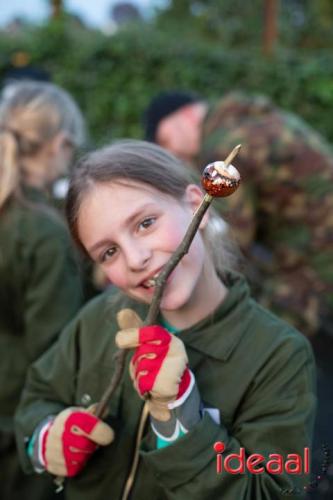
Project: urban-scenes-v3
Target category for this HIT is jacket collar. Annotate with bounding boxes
[176,271,253,362]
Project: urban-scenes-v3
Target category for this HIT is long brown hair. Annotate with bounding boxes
[66,140,240,276]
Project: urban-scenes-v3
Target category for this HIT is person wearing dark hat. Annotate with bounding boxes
[144,91,206,164]
[143,90,333,337]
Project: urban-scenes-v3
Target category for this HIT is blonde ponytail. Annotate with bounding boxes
[0,81,85,210]
[0,129,20,210]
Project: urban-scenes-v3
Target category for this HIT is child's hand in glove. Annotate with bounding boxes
[116,320,201,440]
[37,408,114,477]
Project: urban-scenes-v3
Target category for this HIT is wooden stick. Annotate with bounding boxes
[54,144,241,491]
[94,144,241,418]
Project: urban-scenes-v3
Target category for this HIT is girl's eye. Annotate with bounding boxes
[139,217,156,230]
[101,247,117,262]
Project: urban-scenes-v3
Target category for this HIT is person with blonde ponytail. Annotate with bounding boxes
[0,81,85,500]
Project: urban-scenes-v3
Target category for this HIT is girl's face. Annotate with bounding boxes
[77,180,217,321]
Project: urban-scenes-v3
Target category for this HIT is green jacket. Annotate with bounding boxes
[0,188,83,431]
[15,272,316,499]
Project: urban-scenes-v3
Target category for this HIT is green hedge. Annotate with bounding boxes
[1,21,333,146]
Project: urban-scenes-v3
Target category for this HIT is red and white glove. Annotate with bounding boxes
[116,325,192,421]
[37,408,114,477]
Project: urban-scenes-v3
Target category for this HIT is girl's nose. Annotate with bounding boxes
[124,243,151,271]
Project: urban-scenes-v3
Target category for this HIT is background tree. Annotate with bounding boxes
[263,0,279,56]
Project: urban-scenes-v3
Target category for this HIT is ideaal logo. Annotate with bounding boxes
[213,442,331,496]
[213,442,310,475]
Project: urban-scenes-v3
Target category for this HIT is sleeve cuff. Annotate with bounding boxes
[140,412,228,489]
[27,416,54,472]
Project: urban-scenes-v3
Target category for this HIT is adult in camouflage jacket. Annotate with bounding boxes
[144,91,333,335]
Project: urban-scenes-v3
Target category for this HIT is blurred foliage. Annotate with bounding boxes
[280,0,333,49]
[0,5,333,147]
[154,0,265,48]
[156,0,333,49]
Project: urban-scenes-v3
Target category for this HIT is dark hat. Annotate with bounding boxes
[144,90,200,142]
[3,66,51,86]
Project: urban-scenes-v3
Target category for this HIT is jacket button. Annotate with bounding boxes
[81,393,92,405]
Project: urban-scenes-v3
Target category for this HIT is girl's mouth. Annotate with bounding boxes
[142,278,156,289]
[141,272,160,290]
[140,268,176,291]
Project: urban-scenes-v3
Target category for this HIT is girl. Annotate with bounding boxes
[0,81,85,500]
[15,140,316,500]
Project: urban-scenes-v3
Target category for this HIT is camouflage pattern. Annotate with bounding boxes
[198,92,333,336]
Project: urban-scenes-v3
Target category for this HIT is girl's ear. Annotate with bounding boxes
[184,184,209,229]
